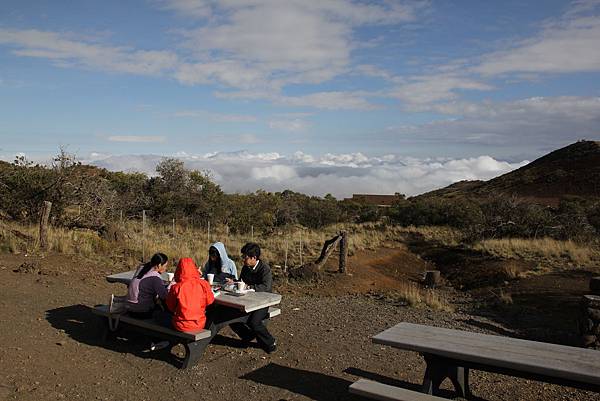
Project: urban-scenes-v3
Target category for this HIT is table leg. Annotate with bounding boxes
[421,354,471,398]
[182,337,211,369]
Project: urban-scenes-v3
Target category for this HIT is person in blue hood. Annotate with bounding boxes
[203,242,238,283]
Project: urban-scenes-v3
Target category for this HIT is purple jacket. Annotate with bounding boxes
[126,266,167,313]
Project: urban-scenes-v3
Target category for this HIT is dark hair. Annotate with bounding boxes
[136,252,168,279]
[208,246,222,272]
[241,242,261,259]
[208,246,220,258]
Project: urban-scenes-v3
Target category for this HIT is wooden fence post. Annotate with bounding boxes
[142,210,146,262]
[39,201,52,249]
[339,231,348,273]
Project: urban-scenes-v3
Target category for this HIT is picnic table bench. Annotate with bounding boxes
[351,322,600,399]
[349,379,446,401]
[96,270,282,368]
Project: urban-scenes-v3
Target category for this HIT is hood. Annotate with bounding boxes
[175,257,200,282]
[211,242,231,267]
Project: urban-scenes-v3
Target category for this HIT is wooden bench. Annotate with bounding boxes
[92,305,281,368]
[349,379,446,401]
[371,322,600,398]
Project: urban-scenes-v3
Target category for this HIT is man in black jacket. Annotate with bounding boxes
[230,242,276,353]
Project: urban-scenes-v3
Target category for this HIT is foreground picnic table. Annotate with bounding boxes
[368,322,600,398]
[96,270,281,368]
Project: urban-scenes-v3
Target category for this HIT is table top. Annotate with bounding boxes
[373,322,600,386]
[106,270,281,313]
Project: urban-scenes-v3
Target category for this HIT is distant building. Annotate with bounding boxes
[344,194,398,207]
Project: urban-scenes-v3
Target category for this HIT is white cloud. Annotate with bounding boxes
[387,96,600,148]
[238,134,261,144]
[268,118,310,132]
[217,89,378,110]
[107,135,167,143]
[389,74,493,110]
[0,29,178,76]
[0,2,424,110]
[86,150,528,198]
[473,14,600,76]
[156,0,213,18]
[170,0,424,94]
[171,109,257,122]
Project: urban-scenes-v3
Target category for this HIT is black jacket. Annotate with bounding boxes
[239,260,272,292]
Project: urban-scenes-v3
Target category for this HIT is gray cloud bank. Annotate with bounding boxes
[86,151,529,198]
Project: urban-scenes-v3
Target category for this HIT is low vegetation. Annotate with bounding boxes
[2,147,600,314]
[473,237,600,268]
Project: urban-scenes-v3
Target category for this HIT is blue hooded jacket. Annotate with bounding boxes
[203,241,238,281]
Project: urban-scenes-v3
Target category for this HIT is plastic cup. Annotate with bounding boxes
[166,272,174,282]
[237,281,246,292]
[207,274,214,285]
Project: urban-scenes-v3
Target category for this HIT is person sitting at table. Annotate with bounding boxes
[163,257,215,332]
[228,242,277,354]
[202,242,238,283]
[125,252,169,319]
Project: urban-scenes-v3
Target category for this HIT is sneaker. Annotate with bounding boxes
[265,342,277,354]
[150,341,170,351]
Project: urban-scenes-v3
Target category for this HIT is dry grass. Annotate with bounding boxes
[393,280,454,312]
[473,237,600,268]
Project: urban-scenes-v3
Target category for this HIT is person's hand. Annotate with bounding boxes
[225,278,235,285]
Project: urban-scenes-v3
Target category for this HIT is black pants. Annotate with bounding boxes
[230,307,275,350]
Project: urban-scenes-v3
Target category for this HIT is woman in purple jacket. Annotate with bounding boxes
[126,253,169,318]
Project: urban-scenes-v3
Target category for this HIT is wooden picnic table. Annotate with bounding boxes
[100,270,282,368]
[105,270,281,313]
[371,322,600,398]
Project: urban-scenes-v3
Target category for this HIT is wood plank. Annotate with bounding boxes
[106,270,170,284]
[215,292,282,313]
[373,322,600,385]
[92,305,211,341]
[349,379,445,401]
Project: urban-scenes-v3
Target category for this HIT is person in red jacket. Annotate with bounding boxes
[165,257,214,332]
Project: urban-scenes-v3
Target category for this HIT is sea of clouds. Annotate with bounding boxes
[84,151,529,199]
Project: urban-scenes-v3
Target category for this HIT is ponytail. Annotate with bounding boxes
[136,252,168,279]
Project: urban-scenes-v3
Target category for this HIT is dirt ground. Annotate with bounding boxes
[1,246,599,401]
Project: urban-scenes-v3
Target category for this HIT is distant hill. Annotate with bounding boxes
[417,140,600,206]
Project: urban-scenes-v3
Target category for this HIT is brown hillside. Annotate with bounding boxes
[418,140,600,205]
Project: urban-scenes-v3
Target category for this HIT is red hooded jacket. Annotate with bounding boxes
[166,258,214,332]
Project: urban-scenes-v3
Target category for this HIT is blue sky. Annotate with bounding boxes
[1,0,599,197]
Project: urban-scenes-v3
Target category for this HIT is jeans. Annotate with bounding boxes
[230,307,275,349]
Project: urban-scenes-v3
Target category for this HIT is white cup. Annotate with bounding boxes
[237,281,246,292]
[166,272,174,282]
[207,273,215,285]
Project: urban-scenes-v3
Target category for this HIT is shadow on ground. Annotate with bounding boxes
[242,363,490,401]
[45,304,178,368]
[242,363,361,401]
